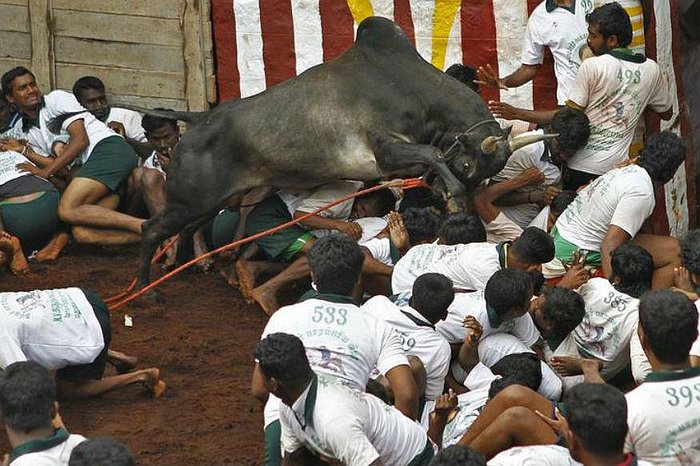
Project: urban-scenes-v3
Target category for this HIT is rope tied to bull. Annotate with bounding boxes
[107,177,429,311]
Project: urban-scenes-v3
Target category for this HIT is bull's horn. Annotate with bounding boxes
[480,135,502,154]
[509,132,559,153]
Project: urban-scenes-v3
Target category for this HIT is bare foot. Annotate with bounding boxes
[35,231,70,262]
[551,356,603,377]
[142,368,166,398]
[220,264,239,288]
[3,235,29,275]
[250,285,280,316]
[108,350,138,374]
[674,266,696,293]
[235,260,260,301]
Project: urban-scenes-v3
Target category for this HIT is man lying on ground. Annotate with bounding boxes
[0,287,165,399]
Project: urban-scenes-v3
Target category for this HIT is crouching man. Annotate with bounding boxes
[0,287,165,399]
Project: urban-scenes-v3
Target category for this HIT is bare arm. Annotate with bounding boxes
[489,101,559,126]
[19,120,89,178]
[292,211,362,241]
[600,225,631,279]
[476,63,540,89]
[385,364,419,420]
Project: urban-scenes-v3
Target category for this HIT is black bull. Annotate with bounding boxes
[112,17,553,288]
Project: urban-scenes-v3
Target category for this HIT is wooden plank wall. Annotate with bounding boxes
[0,0,214,111]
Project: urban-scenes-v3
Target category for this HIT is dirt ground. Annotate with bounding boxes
[0,245,274,465]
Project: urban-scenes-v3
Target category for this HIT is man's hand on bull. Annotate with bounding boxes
[336,220,363,241]
[488,101,525,121]
[475,64,508,90]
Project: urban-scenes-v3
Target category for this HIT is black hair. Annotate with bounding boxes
[411,273,455,323]
[1,66,35,96]
[611,244,653,298]
[142,108,179,134]
[550,191,577,216]
[444,64,480,93]
[551,108,590,153]
[681,229,700,275]
[488,377,523,399]
[491,352,542,392]
[511,227,555,265]
[484,269,533,319]
[586,3,633,48]
[68,437,135,466]
[254,333,313,388]
[429,444,486,466]
[438,212,487,245]
[0,361,55,433]
[307,234,364,295]
[72,76,105,99]
[639,290,698,364]
[354,187,396,218]
[528,270,546,296]
[366,379,393,405]
[398,187,446,213]
[565,383,628,456]
[540,286,585,339]
[402,208,441,244]
[636,131,686,184]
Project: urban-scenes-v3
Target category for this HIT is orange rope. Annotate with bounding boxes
[108,177,428,311]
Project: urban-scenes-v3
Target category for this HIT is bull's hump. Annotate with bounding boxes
[355,16,417,58]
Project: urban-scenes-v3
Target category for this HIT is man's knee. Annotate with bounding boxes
[71,226,93,244]
[493,384,539,409]
[141,169,165,190]
[58,197,78,224]
[500,406,537,427]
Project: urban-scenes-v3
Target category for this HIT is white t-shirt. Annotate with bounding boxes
[566,53,672,174]
[573,278,639,378]
[521,0,592,105]
[0,150,34,186]
[435,291,541,347]
[488,445,582,466]
[11,432,86,466]
[0,288,105,370]
[106,107,146,142]
[279,375,429,466]
[555,165,655,251]
[528,206,550,232]
[392,242,502,293]
[491,131,561,229]
[625,367,700,465]
[143,151,167,179]
[12,90,117,165]
[362,295,451,400]
[361,237,394,266]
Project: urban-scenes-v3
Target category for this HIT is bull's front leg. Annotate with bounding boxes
[373,136,467,212]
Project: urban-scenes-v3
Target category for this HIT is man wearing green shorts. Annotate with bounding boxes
[0,67,143,246]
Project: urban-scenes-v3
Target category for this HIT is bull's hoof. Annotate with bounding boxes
[446,196,469,213]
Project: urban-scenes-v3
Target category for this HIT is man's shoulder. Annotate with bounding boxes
[109,107,142,121]
[44,89,78,106]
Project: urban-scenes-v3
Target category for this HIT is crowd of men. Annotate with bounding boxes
[1,0,699,465]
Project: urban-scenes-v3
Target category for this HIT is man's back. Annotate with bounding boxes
[11,432,86,466]
[555,164,654,251]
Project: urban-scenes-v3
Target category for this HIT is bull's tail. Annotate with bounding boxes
[47,106,207,134]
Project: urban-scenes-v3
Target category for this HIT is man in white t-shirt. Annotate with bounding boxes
[250,235,417,466]
[255,333,434,466]
[363,273,454,401]
[476,0,593,106]
[72,76,151,159]
[0,287,165,399]
[0,67,144,246]
[624,290,700,465]
[392,226,554,294]
[0,361,86,466]
[552,132,686,288]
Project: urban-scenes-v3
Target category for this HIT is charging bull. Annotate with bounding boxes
[63,17,553,289]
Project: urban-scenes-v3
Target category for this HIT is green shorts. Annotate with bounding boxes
[77,136,139,191]
[552,226,602,268]
[209,208,241,249]
[264,420,282,466]
[245,194,312,261]
[0,190,60,253]
[56,289,111,382]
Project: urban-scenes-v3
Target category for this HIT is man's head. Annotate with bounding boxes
[610,244,653,298]
[636,131,687,184]
[444,63,480,93]
[484,269,534,323]
[585,3,633,55]
[1,67,41,111]
[0,361,57,435]
[402,207,441,245]
[69,437,135,466]
[680,229,700,288]
[491,352,542,392]
[564,383,628,462]
[254,333,313,401]
[352,188,396,219]
[638,290,698,365]
[307,234,364,296]
[550,191,577,218]
[410,273,455,324]
[530,286,585,339]
[429,444,486,466]
[549,108,590,163]
[72,76,110,121]
[509,227,555,272]
[142,110,180,160]
[438,212,487,245]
